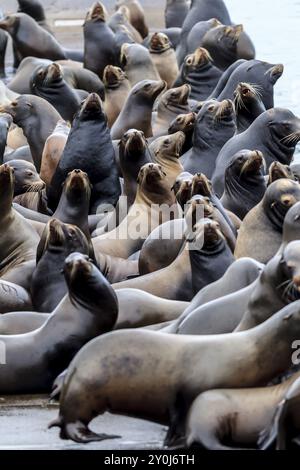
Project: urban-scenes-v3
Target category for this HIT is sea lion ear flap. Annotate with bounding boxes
[234,24,244,35]
[268,64,284,84]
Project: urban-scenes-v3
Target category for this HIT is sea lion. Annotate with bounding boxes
[165,0,189,29]
[149,33,179,89]
[234,82,266,133]
[116,0,148,39]
[259,376,300,450]
[7,159,45,196]
[30,63,82,122]
[49,297,300,444]
[92,163,179,259]
[113,218,233,301]
[172,171,193,208]
[220,150,267,220]
[0,164,39,290]
[213,108,300,196]
[40,120,69,188]
[235,240,300,332]
[83,2,118,79]
[185,372,300,450]
[108,6,143,44]
[52,170,91,239]
[0,252,118,394]
[152,84,191,137]
[185,18,222,57]
[103,65,131,128]
[150,131,185,186]
[173,47,222,101]
[17,0,53,34]
[2,94,61,172]
[180,99,236,178]
[120,42,161,86]
[234,179,300,263]
[168,112,196,154]
[201,24,254,71]
[0,13,66,63]
[267,161,295,186]
[0,280,32,314]
[48,93,121,213]
[209,60,284,110]
[111,79,166,139]
[176,0,232,64]
[0,113,13,162]
[31,219,92,313]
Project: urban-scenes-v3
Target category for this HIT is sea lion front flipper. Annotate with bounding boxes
[49,418,121,443]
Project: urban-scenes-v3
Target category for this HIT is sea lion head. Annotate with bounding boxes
[1,95,40,124]
[85,2,107,23]
[168,112,196,135]
[191,173,213,198]
[264,179,300,231]
[227,149,266,180]
[0,14,19,34]
[120,43,151,68]
[185,195,214,234]
[131,79,166,102]
[265,108,300,149]
[172,172,193,208]
[103,65,127,89]
[276,240,300,302]
[18,0,46,22]
[187,217,225,251]
[7,159,45,196]
[31,63,63,91]
[149,32,171,53]
[0,163,14,206]
[208,24,244,45]
[79,93,104,120]
[234,82,264,110]
[153,131,185,160]
[194,99,236,144]
[120,129,147,158]
[268,162,295,186]
[63,169,92,202]
[37,219,90,262]
[64,252,118,316]
[161,84,191,108]
[137,163,174,203]
[184,47,213,70]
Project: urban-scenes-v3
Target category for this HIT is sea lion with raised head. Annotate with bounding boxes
[213,108,300,196]
[267,161,295,186]
[83,2,118,79]
[2,95,61,172]
[120,42,160,86]
[234,82,266,133]
[116,0,148,38]
[111,79,166,139]
[150,131,185,186]
[220,150,267,220]
[173,47,222,101]
[152,84,191,137]
[149,32,178,89]
[48,93,121,213]
[180,99,236,178]
[103,65,131,128]
[168,112,196,154]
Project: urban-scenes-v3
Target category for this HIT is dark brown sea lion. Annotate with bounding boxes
[0,252,118,394]
[116,0,149,38]
[0,13,66,62]
[0,164,39,290]
[213,108,300,197]
[17,0,53,34]
[120,42,161,86]
[185,372,300,450]
[220,150,267,220]
[2,95,61,172]
[49,298,300,444]
[48,93,121,214]
[103,65,131,128]
[92,163,179,259]
[83,2,118,79]
[173,47,222,101]
[31,219,92,313]
[234,179,300,263]
[152,84,191,137]
[111,79,166,139]
[30,63,82,122]
[149,32,178,89]
[234,82,266,133]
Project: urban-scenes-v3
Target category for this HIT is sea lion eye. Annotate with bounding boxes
[26,170,34,176]
[144,83,151,90]
[186,57,193,66]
